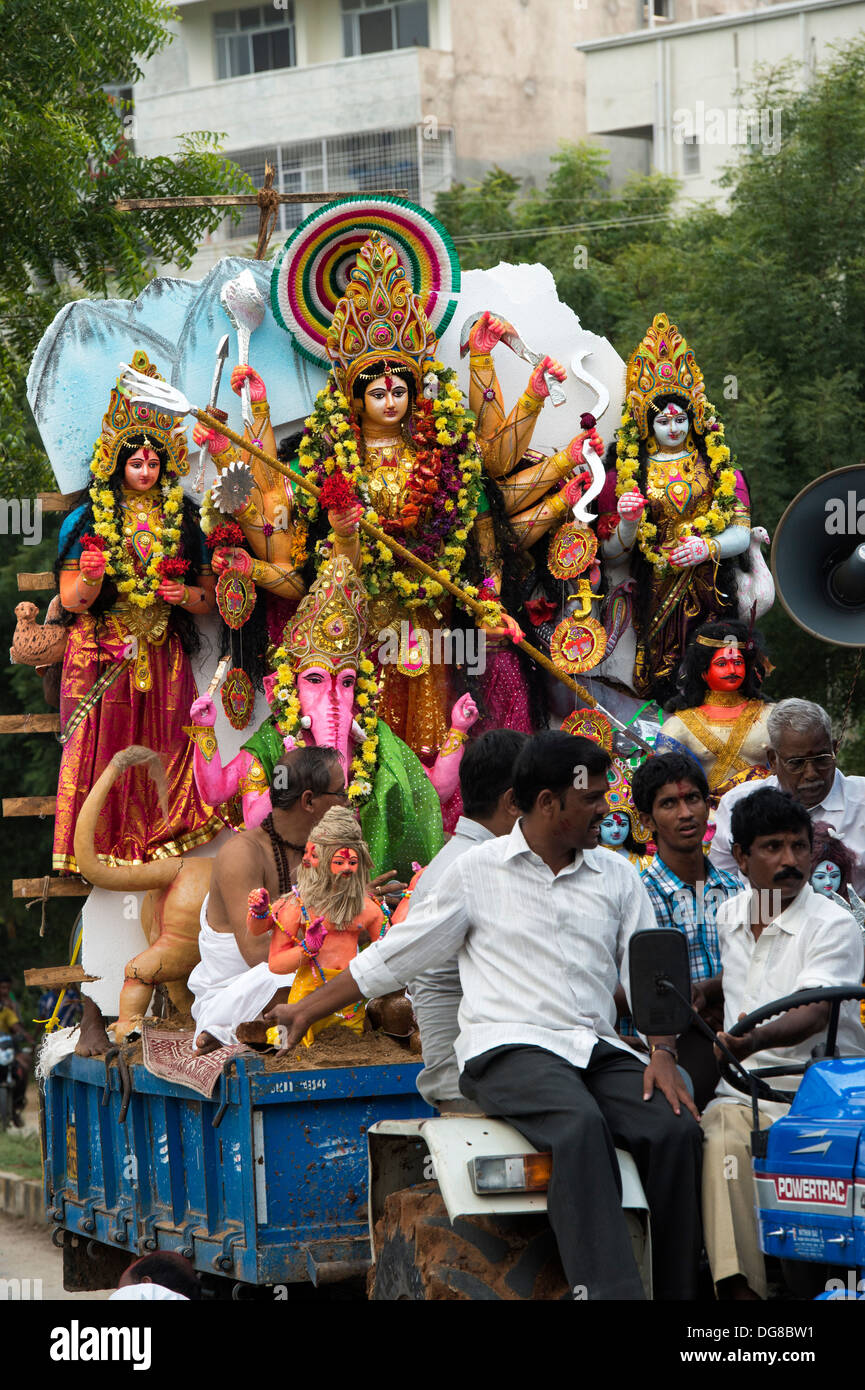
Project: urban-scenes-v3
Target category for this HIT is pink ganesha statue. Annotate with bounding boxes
[186,557,475,877]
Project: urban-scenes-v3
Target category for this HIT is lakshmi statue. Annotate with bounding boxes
[54,351,223,873]
[661,620,773,793]
[186,556,454,879]
[292,232,597,757]
[600,313,753,706]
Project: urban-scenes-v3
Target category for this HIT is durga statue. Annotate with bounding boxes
[288,230,599,759]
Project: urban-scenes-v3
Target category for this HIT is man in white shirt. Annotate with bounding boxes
[709,698,865,893]
[265,731,704,1301]
[702,785,865,1300]
[407,728,528,1110]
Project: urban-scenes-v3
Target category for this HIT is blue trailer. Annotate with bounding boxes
[42,1049,431,1294]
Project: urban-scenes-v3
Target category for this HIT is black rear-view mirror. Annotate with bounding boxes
[628,929,693,1037]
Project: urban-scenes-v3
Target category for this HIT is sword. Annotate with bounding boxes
[193,335,230,493]
[460,312,566,406]
[209,334,230,415]
[567,348,611,524]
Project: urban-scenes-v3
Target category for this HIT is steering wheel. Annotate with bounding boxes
[719,984,865,1105]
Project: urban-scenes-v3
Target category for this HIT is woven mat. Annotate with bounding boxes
[141,1026,244,1098]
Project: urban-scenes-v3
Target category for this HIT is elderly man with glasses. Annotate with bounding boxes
[709,698,865,894]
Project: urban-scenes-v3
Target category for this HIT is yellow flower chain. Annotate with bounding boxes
[89,479,184,608]
[614,397,737,573]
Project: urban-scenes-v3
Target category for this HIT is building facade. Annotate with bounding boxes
[578,0,865,204]
[126,0,831,272]
[128,0,698,272]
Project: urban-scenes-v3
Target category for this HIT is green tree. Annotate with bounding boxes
[0,0,250,1008]
[0,0,251,497]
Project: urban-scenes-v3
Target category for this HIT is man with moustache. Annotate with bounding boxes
[702,785,865,1300]
[710,698,865,894]
[264,731,704,1300]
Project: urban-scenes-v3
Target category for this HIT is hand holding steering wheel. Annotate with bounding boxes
[719,984,865,1105]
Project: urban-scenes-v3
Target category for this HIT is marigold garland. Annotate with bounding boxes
[89,478,185,608]
[614,396,738,573]
[294,363,484,614]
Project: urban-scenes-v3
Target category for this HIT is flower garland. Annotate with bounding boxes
[266,638,382,805]
[294,363,491,617]
[614,396,738,572]
[89,478,184,608]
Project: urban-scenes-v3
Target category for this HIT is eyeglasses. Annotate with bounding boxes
[773,752,835,774]
[319,782,349,801]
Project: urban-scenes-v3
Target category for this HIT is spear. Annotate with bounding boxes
[118,365,653,754]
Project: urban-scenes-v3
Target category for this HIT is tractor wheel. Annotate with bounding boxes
[368,1181,569,1301]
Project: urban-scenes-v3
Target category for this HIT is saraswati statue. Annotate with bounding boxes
[599,313,756,707]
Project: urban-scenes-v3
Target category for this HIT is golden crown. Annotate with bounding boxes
[91,349,189,481]
[625,313,707,440]
[326,232,437,398]
[284,556,368,675]
[607,757,653,844]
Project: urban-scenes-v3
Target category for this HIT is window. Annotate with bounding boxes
[223,126,453,243]
[641,0,672,20]
[682,135,700,175]
[215,4,295,80]
[342,0,429,57]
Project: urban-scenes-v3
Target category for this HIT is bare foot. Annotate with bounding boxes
[194,1031,222,1055]
[235,1020,270,1046]
[74,996,112,1057]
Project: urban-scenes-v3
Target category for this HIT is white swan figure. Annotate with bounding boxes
[737,526,775,623]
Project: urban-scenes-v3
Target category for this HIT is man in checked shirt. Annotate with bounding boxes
[631,754,742,1110]
[265,730,703,1300]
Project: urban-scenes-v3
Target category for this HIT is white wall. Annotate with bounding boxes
[582,0,865,205]
[134,47,425,158]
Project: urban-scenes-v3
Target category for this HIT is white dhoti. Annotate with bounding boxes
[188,896,293,1046]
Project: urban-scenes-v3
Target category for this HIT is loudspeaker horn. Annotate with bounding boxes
[770,464,865,647]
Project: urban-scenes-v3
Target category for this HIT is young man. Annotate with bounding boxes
[631,754,741,1109]
[702,786,865,1300]
[189,746,349,1052]
[407,728,528,1110]
[266,730,703,1300]
[710,698,865,893]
